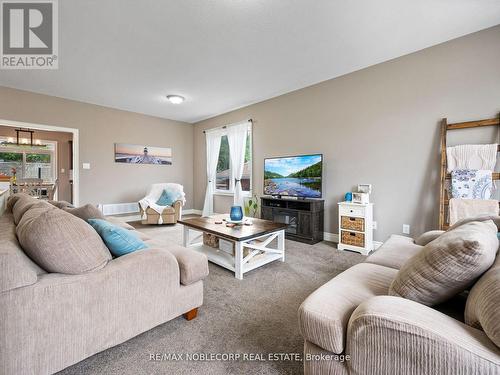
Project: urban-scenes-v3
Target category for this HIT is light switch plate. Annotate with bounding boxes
[82,163,91,170]
[372,221,377,230]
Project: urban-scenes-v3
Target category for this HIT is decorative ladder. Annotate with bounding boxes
[439,115,500,230]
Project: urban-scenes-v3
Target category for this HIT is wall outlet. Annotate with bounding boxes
[402,224,410,235]
[372,221,377,230]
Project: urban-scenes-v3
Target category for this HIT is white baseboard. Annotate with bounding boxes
[183,209,202,216]
[323,231,383,250]
[323,232,339,242]
[98,202,139,216]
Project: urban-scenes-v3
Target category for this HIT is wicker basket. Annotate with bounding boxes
[203,233,219,248]
[341,216,365,232]
[341,230,365,248]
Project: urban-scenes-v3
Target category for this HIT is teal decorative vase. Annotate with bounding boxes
[230,206,243,221]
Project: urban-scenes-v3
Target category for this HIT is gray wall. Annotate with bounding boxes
[0,87,194,208]
[193,25,500,241]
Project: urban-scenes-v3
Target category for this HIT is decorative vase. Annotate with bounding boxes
[344,192,352,202]
[230,205,243,221]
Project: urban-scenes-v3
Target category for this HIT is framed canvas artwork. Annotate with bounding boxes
[114,143,172,165]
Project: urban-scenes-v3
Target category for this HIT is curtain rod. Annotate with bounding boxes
[203,118,253,134]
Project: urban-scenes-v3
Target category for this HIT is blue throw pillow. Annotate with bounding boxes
[156,189,178,206]
[88,219,148,257]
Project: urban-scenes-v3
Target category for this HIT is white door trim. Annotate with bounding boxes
[0,119,80,206]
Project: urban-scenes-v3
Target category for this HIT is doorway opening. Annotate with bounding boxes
[0,119,79,205]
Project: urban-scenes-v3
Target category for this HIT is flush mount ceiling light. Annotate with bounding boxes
[166,95,185,104]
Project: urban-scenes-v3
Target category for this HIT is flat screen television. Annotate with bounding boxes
[264,154,323,198]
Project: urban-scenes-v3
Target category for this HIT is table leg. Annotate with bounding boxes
[278,230,285,262]
[234,241,243,280]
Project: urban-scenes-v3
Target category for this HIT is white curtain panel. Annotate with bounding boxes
[228,121,250,207]
[202,130,222,217]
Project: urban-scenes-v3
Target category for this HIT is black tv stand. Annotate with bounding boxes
[261,196,324,244]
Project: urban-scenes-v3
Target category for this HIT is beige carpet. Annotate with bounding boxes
[58,220,365,375]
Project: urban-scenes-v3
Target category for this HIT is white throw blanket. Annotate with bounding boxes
[449,198,499,225]
[138,183,185,224]
[446,144,497,173]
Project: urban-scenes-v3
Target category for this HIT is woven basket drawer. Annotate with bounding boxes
[341,216,365,232]
[203,233,219,248]
[341,230,365,248]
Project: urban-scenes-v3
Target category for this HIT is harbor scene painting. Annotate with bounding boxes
[114,143,172,165]
[264,154,322,198]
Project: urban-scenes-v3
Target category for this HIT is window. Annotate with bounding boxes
[0,138,56,182]
[216,135,230,190]
[0,152,22,179]
[25,153,53,180]
[214,126,252,194]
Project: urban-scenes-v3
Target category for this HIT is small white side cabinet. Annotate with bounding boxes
[337,202,374,255]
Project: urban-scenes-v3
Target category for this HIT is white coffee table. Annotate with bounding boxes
[179,215,287,280]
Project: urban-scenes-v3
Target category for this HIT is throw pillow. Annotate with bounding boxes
[448,214,500,232]
[48,200,74,209]
[64,204,105,222]
[12,195,52,224]
[16,207,111,274]
[465,257,500,347]
[389,220,498,306]
[88,219,148,257]
[414,230,445,246]
[6,193,30,213]
[156,189,175,206]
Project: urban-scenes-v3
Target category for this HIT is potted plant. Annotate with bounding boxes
[10,167,17,184]
[244,195,259,218]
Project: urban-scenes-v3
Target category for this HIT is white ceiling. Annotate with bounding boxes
[1,0,500,123]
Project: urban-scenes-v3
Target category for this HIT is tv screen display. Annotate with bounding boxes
[264,154,323,198]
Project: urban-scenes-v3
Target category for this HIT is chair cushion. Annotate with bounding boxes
[17,207,111,274]
[465,256,500,347]
[365,235,423,270]
[389,220,498,306]
[63,204,105,222]
[298,263,398,354]
[88,219,148,257]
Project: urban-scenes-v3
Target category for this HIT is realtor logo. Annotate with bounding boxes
[1,0,58,69]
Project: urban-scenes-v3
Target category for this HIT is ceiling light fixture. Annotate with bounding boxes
[166,95,185,104]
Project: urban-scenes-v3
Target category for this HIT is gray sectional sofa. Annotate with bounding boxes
[0,194,209,375]
[299,219,500,375]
